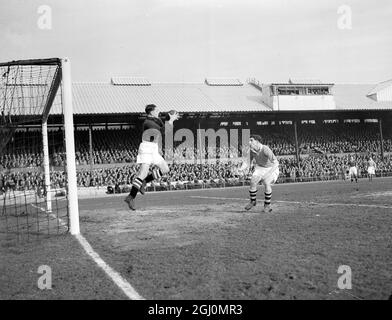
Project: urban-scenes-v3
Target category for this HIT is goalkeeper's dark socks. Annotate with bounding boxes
[129,178,143,198]
[249,190,257,203]
[264,192,272,206]
[144,174,154,184]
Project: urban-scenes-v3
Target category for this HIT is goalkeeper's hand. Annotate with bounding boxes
[168,110,180,123]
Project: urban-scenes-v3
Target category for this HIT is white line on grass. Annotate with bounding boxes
[74,233,145,300]
[190,196,392,210]
[31,203,145,300]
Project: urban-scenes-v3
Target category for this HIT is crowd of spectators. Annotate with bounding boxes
[2,124,392,170]
[279,153,392,181]
[297,123,392,154]
[1,123,392,194]
[0,128,140,169]
[1,153,392,194]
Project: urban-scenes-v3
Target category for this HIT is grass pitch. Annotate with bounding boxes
[1,178,391,299]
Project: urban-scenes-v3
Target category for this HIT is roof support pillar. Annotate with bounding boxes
[89,124,94,173]
[379,118,384,161]
[294,120,300,165]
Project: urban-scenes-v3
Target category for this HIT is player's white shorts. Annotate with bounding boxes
[367,167,375,175]
[349,166,358,176]
[251,165,280,186]
[136,141,164,165]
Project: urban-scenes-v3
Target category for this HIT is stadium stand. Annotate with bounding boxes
[1,78,392,193]
[1,153,392,194]
[2,122,391,170]
[1,122,392,194]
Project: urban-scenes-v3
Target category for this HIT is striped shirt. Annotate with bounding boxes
[251,145,278,168]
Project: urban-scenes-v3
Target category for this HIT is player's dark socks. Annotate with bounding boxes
[249,190,257,203]
[264,192,272,206]
[129,177,143,198]
[144,174,154,183]
[129,186,138,198]
[144,169,163,184]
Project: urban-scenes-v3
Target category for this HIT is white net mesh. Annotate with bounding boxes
[0,59,69,243]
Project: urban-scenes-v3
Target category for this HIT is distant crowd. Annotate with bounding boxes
[1,123,392,193]
[1,153,391,194]
[1,124,392,169]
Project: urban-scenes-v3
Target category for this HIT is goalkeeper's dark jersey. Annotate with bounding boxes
[141,114,170,143]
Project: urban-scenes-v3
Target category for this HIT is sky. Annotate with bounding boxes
[1,0,391,83]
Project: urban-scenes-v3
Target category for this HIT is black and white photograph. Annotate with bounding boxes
[0,0,391,305]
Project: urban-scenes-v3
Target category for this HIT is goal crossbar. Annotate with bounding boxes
[0,58,62,67]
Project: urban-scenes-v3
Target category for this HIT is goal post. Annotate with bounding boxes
[0,57,80,241]
[61,58,80,235]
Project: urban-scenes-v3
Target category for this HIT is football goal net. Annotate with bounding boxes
[0,58,79,242]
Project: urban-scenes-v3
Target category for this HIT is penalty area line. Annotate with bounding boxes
[31,204,144,300]
[190,196,392,210]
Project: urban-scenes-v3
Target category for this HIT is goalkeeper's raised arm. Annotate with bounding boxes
[164,110,180,126]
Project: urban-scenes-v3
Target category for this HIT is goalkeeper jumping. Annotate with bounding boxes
[238,135,280,213]
[124,104,179,210]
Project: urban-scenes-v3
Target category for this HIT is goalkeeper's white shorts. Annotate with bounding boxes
[251,165,280,186]
[136,141,165,165]
[349,166,358,176]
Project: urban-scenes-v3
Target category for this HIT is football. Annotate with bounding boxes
[168,109,178,115]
